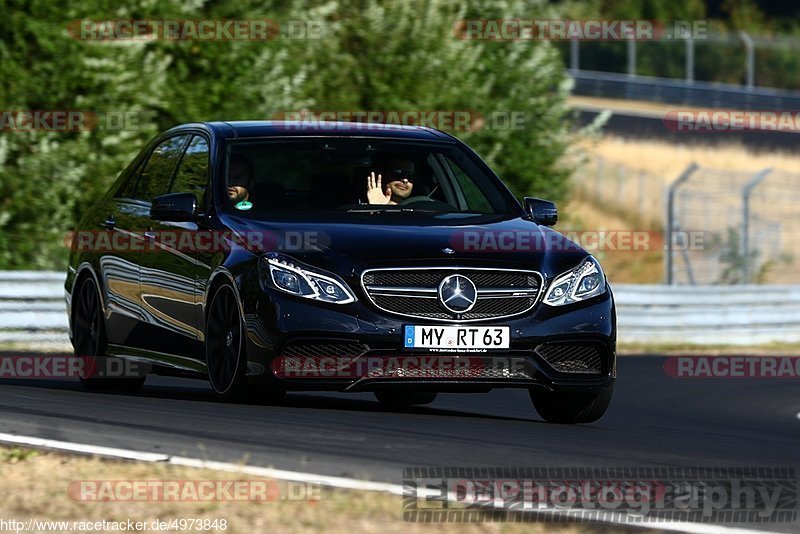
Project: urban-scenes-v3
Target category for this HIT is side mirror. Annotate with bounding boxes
[523,197,558,226]
[150,192,198,222]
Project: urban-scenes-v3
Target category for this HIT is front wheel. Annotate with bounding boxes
[205,283,285,404]
[374,391,438,407]
[530,385,613,424]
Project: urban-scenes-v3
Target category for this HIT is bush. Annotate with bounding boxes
[0,0,572,270]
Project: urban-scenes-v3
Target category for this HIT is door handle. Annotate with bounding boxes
[104,215,116,230]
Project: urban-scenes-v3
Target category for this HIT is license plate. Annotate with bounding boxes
[404,325,510,350]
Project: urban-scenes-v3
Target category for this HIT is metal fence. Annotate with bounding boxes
[565,29,800,95]
[1,272,799,347]
[572,70,800,111]
[667,165,800,285]
[573,156,666,229]
[573,159,800,285]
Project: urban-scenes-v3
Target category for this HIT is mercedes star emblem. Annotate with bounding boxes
[438,274,478,313]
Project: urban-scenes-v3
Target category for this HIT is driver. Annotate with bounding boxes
[366,156,415,205]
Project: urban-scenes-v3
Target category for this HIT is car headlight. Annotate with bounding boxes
[261,253,356,304]
[543,256,607,306]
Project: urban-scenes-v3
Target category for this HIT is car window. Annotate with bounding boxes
[444,155,493,212]
[113,143,154,200]
[132,135,190,201]
[222,139,517,216]
[115,163,140,199]
[170,136,209,201]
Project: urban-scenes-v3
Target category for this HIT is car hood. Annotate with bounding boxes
[224,212,589,279]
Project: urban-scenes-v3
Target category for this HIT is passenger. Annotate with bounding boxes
[227,154,255,210]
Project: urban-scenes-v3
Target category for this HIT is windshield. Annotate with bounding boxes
[220,139,518,216]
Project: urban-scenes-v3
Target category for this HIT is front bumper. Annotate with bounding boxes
[239,274,616,393]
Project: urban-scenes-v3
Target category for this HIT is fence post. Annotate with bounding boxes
[665,163,699,285]
[570,36,580,72]
[685,34,694,84]
[741,167,772,283]
[627,37,636,77]
[739,31,754,90]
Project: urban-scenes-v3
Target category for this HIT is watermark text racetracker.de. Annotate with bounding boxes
[664,110,800,132]
[271,355,530,379]
[68,479,321,502]
[403,466,798,524]
[0,110,154,132]
[0,355,145,380]
[65,229,708,254]
[272,110,527,132]
[665,356,800,378]
[454,19,708,41]
[65,230,324,254]
[68,19,323,41]
[450,229,706,253]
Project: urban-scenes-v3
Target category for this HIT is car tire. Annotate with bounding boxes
[529,385,613,424]
[205,283,250,401]
[74,276,146,393]
[374,391,438,407]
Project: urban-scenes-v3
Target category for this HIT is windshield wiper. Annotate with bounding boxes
[346,207,432,213]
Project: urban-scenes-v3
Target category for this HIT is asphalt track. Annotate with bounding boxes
[1,354,799,531]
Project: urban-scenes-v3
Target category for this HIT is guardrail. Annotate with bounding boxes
[573,70,800,110]
[1,273,798,347]
[613,284,800,345]
[0,271,69,344]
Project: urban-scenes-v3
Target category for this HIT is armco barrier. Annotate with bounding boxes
[613,284,800,345]
[0,271,69,344]
[0,272,798,347]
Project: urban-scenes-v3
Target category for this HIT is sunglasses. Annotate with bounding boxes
[228,171,250,187]
[383,168,415,181]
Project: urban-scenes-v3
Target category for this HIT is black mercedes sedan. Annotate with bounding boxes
[65,121,616,424]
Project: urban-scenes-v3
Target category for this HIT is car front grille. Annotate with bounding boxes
[364,358,534,380]
[361,267,542,322]
[280,340,369,359]
[536,343,604,374]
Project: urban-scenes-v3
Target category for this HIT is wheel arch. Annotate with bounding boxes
[203,267,246,326]
[69,263,107,339]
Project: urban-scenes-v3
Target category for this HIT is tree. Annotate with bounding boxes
[0,0,574,269]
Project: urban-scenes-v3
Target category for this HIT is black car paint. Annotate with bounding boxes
[65,121,616,395]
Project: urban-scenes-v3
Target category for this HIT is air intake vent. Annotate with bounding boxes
[536,343,605,374]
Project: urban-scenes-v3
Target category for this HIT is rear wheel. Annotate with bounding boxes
[529,385,613,424]
[374,391,438,407]
[74,276,145,393]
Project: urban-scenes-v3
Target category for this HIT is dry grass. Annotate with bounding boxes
[559,198,662,284]
[568,135,800,284]
[570,96,800,177]
[0,447,616,534]
[569,95,727,115]
[577,136,800,181]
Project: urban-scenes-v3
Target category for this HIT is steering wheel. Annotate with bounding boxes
[400,197,456,211]
[399,195,436,205]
